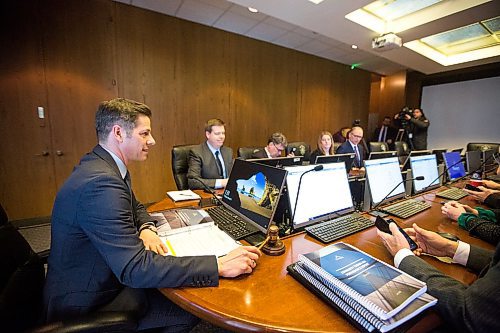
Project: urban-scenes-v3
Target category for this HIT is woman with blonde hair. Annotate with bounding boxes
[310,131,334,163]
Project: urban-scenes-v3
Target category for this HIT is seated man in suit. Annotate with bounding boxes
[336,126,365,170]
[187,118,233,190]
[373,116,397,145]
[378,222,500,332]
[44,99,261,332]
[251,132,293,159]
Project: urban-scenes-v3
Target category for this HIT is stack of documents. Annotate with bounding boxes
[288,242,437,332]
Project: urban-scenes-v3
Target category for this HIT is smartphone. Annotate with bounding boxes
[464,184,481,192]
[375,216,418,251]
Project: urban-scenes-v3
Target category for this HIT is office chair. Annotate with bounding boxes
[333,142,342,153]
[466,142,500,153]
[286,141,311,160]
[171,144,197,190]
[0,203,138,333]
[369,141,389,153]
[394,141,410,165]
[237,147,260,160]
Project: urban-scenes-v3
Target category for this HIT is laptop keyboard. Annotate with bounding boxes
[380,199,431,219]
[305,213,374,243]
[206,206,260,240]
[436,187,468,201]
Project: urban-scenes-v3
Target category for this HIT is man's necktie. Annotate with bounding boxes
[379,126,387,142]
[354,145,360,167]
[215,151,224,178]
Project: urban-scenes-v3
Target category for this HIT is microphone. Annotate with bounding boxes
[189,177,223,207]
[369,176,424,217]
[291,165,324,230]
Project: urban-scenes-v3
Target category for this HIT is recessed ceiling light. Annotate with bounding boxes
[248,7,259,13]
[308,0,325,4]
[351,45,358,49]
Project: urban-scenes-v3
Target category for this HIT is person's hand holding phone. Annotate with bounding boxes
[376,217,418,256]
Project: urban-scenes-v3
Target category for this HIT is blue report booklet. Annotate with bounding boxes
[298,242,428,320]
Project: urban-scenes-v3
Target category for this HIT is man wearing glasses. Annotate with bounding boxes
[251,132,293,159]
[336,126,365,169]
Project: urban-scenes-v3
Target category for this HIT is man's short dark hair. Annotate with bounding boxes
[205,118,225,133]
[267,132,288,147]
[95,98,152,142]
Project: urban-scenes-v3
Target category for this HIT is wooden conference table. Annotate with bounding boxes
[147,185,494,333]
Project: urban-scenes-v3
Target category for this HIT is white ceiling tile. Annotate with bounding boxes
[295,39,330,54]
[176,0,226,26]
[273,31,310,49]
[214,11,259,34]
[246,22,288,42]
[131,0,182,15]
[263,16,297,31]
[227,3,268,20]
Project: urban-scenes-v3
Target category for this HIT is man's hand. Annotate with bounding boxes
[377,223,410,257]
[441,201,466,221]
[464,186,499,202]
[406,224,458,258]
[139,229,168,256]
[482,179,500,190]
[217,246,261,278]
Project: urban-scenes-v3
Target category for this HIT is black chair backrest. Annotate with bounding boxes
[286,141,311,160]
[369,141,389,153]
[333,142,342,152]
[238,147,260,160]
[171,144,197,190]
[0,204,45,331]
[394,141,409,156]
[466,142,500,153]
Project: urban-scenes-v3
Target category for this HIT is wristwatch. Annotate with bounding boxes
[140,223,158,234]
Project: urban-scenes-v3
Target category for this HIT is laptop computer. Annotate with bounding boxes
[248,156,302,168]
[368,150,398,160]
[315,153,355,172]
[443,151,466,182]
[207,158,287,240]
[285,162,354,230]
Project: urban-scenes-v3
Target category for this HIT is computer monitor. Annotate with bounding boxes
[466,150,482,175]
[222,159,288,233]
[451,148,463,155]
[443,151,466,181]
[314,153,355,172]
[368,151,398,160]
[409,154,440,193]
[431,149,447,164]
[364,157,406,207]
[248,156,302,168]
[482,149,496,173]
[401,150,432,170]
[284,163,353,230]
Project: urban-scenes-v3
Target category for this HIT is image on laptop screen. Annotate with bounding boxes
[247,156,302,168]
[284,163,354,230]
[409,154,440,193]
[443,151,466,181]
[364,157,405,206]
[222,159,287,233]
[466,150,481,174]
[315,153,355,172]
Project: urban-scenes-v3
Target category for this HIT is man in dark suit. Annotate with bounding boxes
[336,126,365,169]
[187,118,233,190]
[251,132,291,159]
[373,116,397,145]
[44,99,261,332]
[378,222,500,332]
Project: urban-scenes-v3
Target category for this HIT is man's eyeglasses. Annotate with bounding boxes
[351,134,363,139]
[272,142,285,152]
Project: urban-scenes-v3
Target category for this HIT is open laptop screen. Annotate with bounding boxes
[222,159,287,233]
[364,157,405,206]
[315,153,355,172]
[409,154,440,193]
[247,156,302,168]
[285,163,353,230]
[443,151,466,181]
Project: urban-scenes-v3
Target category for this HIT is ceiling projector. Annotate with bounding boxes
[372,33,402,51]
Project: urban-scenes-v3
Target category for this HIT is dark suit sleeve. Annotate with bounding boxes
[484,193,500,209]
[79,173,219,289]
[399,246,500,332]
[409,117,429,129]
[335,142,350,154]
[187,146,216,189]
[251,149,267,159]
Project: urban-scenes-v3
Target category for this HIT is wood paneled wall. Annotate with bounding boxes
[0,0,371,219]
